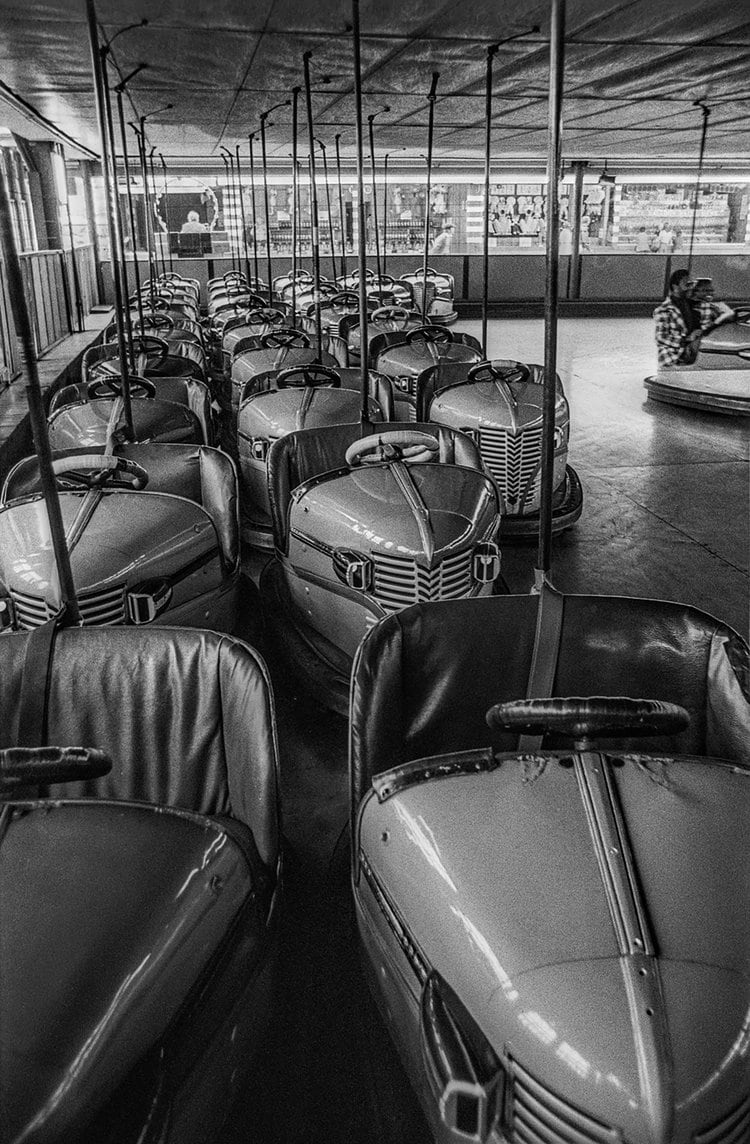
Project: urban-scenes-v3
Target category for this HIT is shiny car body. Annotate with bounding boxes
[0,443,242,634]
[400,267,458,324]
[237,364,393,546]
[230,328,337,407]
[261,423,502,711]
[420,359,583,537]
[371,326,484,419]
[350,591,750,1144]
[1,624,281,1144]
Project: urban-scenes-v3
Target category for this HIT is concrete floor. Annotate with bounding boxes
[225,316,748,1142]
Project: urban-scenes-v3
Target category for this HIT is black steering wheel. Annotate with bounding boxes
[346,430,440,467]
[136,312,175,333]
[469,361,530,386]
[407,325,452,346]
[261,328,311,349]
[486,697,690,745]
[330,291,360,310]
[86,375,157,401]
[246,307,286,327]
[132,335,170,367]
[371,306,412,329]
[275,365,341,389]
[51,453,149,491]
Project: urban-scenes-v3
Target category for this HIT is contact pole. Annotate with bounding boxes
[220,154,235,273]
[317,141,337,280]
[115,82,145,331]
[235,144,251,282]
[248,134,260,290]
[368,109,388,283]
[537,0,565,579]
[0,156,81,622]
[482,45,499,357]
[352,0,370,423]
[148,147,164,278]
[259,110,276,303]
[291,88,300,322]
[303,53,323,359]
[132,124,156,310]
[687,101,710,276]
[101,40,135,368]
[59,146,85,332]
[335,133,347,279]
[160,154,173,273]
[421,73,439,323]
[85,0,133,437]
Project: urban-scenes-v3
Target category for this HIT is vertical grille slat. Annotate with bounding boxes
[11,585,126,629]
[508,1061,618,1144]
[371,549,473,611]
[478,425,542,511]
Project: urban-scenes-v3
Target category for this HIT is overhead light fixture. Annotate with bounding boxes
[599,160,616,186]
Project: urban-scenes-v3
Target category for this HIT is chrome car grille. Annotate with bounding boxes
[371,549,473,611]
[11,584,127,629]
[478,425,542,509]
[508,1061,619,1144]
[695,1094,750,1144]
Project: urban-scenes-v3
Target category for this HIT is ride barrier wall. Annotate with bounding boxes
[102,251,750,308]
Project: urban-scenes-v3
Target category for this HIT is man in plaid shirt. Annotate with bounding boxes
[653,268,734,367]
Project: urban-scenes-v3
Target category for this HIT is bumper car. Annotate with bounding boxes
[230,328,337,408]
[222,308,289,377]
[0,622,281,1144]
[400,267,457,324]
[645,305,750,416]
[419,359,583,539]
[0,443,245,634]
[371,325,483,419]
[261,423,501,712]
[332,306,428,368]
[350,588,750,1144]
[237,364,393,547]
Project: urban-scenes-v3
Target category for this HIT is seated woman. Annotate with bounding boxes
[181,210,206,234]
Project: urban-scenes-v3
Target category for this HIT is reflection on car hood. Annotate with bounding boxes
[240,388,376,438]
[0,493,216,601]
[359,751,750,1137]
[375,342,481,378]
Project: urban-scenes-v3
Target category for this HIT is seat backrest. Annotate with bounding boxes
[267,421,484,553]
[0,626,280,866]
[349,594,750,815]
[199,446,240,570]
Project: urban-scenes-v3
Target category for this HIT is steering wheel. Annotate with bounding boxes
[345,430,440,467]
[86,375,157,401]
[51,453,149,491]
[371,306,412,330]
[486,697,690,745]
[275,365,341,389]
[135,312,174,333]
[133,335,170,367]
[469,361,530,386]
[367,289,398,307]
[407,325,452,346]
[246,307,285,327]
[261,328,311,349]
[329,291,360,310]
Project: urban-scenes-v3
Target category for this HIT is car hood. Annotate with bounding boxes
[293,462,497,564]
[701,321,750,354]
[431,378,567,431]
[358,751,750,1136]
[0,493,216,601]
[240,388,376,438]
[47,399,199,448]
[375,341,481,378]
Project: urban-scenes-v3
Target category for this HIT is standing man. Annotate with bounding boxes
[430,223,454,255]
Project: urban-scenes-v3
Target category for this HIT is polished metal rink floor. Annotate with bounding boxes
[224,316,748,1143]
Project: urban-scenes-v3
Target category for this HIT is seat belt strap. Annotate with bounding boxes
[16,616,61,748]
[518,582,564,753]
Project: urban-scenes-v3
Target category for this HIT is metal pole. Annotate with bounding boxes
[235,144,251,282]
[352,0,370,423]
[115,85,144,331]
[568,159,586,299]
[220,151,237,274]
[303,53,323,359]
[291,87,300,322]
[248,134,260,290]
[59,147,85,333]
[101,41,135,368]
[148,147,164,278]
[220,154,234,274]
[227,149,241,273]
[482,45,499,358]
[537,0,565,579]
[687,101,710,276]
[382,151,404,279]
[160,154,173,273]
[0,165,80,624]
[85,0,133,437]
[334,133,347,279]
[259,111,275,303]
[421,73,439,323]
[132,123,156,310]
[368,110,388,284]
[317,141,337,281]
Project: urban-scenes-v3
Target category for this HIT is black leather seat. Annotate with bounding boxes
[267,421,484,555]
[349,593,750,814]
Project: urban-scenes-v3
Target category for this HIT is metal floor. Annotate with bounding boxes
[227,316,748,1143]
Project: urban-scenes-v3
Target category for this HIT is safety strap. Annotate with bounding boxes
[16,616,61,748]
[518,581,564,753]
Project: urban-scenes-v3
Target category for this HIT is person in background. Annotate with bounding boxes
[430,222,454,254]
[658,223,675,252]
[181,210,206,234]
[558,222,573,254]
[635,226,651,252]
[649,227,661,252]
[653,268,734,367]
